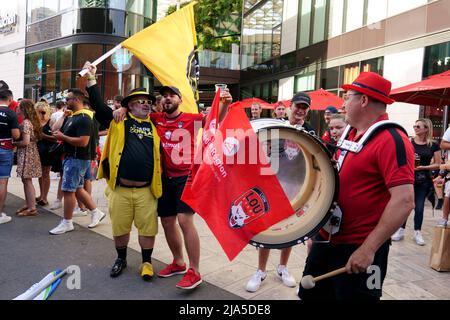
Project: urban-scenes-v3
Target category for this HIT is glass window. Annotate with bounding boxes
[345,0,364,32]
[126,0,144,15]
[366,0,387,25]
[104,71,120,98]
[79,0,107,8]
[423,41,450,78]
[108,0,126,11]
[125,12,144,37]
[60,11,75,37]
[106,9,126,36]
[340,62,360,85]
[312,0,327,44]
[43,72,56,94]
[295,67,316,91]
[298,0,312,48]
[74,44,103,70]
[60,0,74,11]
[329,0,344,38]
[320,67,339,89]
[77,8,106,33]
[25,52,43,75]
[58,71,73,92]
[56,45,72,71]
[361,57,383,74]
[272,24,281,57]
[387,0,427,18]
[43,0,59,17]
[43,48,56,73]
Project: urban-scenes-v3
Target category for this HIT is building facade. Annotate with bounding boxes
[23,0,157,103]
[240,0,450,137]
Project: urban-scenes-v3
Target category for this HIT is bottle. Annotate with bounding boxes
[414,153,420,168]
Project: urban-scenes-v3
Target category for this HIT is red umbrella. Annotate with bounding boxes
[271,100,291,108]
[390,70,450,107]
[307,89,344,110]
[239,97,273,109]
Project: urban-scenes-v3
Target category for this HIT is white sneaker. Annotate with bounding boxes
[437,218,448,227]
[0,213,12,225]
[88,209,106,228]
[73,206,88,217]
[49,220,74,235]
[391,228,405,241]
[276,265,296,287]
[246,270,267,292]
[413,230,425,246]
[49,200,62,210]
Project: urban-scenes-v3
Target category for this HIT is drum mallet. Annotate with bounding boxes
[300,267,347,289]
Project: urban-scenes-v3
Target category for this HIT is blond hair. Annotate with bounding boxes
[35,101,51,115]
[416,118,434,147]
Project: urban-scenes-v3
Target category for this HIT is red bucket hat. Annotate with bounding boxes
[342,72,395,105]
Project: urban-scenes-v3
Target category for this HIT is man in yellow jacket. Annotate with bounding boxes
[83,63,162,281]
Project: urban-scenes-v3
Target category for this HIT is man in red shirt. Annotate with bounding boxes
[299,72,415,300]
[152,86,231,290]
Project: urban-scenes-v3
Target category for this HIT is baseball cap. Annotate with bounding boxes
[159,86,182,99]
[324,106,338,114]
[0,80,9,91]
[291,92,311,107]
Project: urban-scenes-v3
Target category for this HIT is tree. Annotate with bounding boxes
[167,0,242,52]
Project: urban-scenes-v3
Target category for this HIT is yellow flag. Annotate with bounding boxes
[122,2,199,114]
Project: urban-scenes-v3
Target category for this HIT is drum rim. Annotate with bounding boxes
[248,124,340,249]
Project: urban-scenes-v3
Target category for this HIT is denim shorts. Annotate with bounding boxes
[0,148,14,179]
[61,157,90,192]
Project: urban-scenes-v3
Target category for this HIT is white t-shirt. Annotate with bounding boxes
[442,127,450,161]
[50,110,64,125]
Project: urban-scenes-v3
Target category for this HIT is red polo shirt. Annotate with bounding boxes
[321,114,414,244]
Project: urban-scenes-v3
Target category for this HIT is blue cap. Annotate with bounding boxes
[325,106,338,113]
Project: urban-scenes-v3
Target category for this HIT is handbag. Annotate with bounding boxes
[429,225,450,271]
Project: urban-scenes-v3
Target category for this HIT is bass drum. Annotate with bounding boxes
[249,119,339,249]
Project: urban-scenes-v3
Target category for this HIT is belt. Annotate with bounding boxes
[117,181,151,188]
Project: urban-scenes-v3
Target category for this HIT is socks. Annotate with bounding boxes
[63,219,72,224]
[141,248,153,263]
[116,246,127,261]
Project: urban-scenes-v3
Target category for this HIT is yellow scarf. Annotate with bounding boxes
[72,109,94,119]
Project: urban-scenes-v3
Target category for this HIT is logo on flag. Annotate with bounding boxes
[229,188,270,229]
[187,48,200,101]
[223,137,240,157]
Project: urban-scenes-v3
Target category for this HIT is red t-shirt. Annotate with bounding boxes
[320,114,414,244]
[9,100,23,123]
[151,112,205,177]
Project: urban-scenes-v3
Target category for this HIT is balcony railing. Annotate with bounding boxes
[198,49,240,70]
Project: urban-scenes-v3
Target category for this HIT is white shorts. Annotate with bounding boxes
[445,180,450,197]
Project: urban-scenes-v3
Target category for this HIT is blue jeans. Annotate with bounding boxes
[402,180,433,230]
[61,157,90,192]
[0,148,13,179]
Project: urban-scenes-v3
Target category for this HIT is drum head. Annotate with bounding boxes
[249,119,339,249]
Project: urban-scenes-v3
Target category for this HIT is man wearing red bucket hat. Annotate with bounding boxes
[299,72,415,300]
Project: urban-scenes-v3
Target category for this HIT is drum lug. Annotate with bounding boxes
[322,206,342,235]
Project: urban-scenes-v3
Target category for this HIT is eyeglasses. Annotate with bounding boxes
[132,99,153,105]
[413,125,427,129]
[343,93,362,101]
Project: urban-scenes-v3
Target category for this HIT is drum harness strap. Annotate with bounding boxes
[317,120,408,243]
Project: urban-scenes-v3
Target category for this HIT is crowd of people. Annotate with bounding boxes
[0,68,448,299]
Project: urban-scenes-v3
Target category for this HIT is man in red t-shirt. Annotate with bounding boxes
[150,86,232,290]
[299,72,415,300]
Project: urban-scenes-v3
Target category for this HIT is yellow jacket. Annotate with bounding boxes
[97,116,162,199]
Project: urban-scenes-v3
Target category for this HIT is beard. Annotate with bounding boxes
[163,103,178,115]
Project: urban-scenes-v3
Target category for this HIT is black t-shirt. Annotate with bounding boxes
[62,113,93,160]
[412,140,440,182]
[37,120,56,153]
[117,117,154,182]
[0,105,19,139]
[87,118,100,161]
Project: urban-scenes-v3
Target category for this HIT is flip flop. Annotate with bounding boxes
[16,206,28,215]
[17,209,38,217]
[37,199,49,206]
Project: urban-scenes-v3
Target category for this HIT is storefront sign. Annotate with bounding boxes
[0,12,18,34]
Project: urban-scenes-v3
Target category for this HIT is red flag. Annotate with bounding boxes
[182,89,221,204]
[182,104,294,260]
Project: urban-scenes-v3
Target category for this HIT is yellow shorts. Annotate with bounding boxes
[106,185,158,237]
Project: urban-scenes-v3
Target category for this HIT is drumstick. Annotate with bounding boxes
[300,267,347,290]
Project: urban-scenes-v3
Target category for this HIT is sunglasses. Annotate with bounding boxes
[39,111,46,115]
[132,99,153,105]
[413,125,427,129]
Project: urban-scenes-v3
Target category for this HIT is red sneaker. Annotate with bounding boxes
[157,260,187,278]
[176,268,202,290]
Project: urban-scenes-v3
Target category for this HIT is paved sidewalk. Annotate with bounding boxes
[4,173,450,300]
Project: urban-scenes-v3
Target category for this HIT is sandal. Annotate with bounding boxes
[16,206,28,215]
[17,209,38,217]
[37,199,49,206]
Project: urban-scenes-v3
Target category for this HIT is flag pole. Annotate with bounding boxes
[78,43,123,77]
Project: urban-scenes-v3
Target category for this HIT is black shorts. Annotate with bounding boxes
[298,235,390,301]
[158,175,194,217]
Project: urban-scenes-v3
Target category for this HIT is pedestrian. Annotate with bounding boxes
[251,103,262,120]
[36,101,57,207]
[437,126,450,227]
[49,100,65,127]
[272,102,287,120]
[13,99,42,216]
[321,106,339,144]
[84,62,162,281]
[391,118,441,245]
[49,88,106,235]
[298,72,415,300]
[0,89,20,224]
